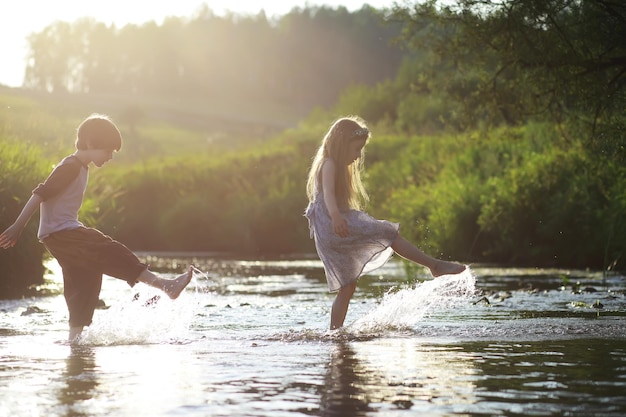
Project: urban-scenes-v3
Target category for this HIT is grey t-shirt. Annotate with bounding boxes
[33,155,88,240]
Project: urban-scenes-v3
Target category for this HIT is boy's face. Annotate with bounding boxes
[92,149,115,167]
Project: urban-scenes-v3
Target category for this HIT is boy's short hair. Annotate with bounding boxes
[75,114,122,151]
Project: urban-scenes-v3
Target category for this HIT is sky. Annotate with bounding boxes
[0,0,399,88]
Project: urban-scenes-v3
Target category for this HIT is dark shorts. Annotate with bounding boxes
[43,227,148,327]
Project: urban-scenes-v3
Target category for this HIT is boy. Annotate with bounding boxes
[0,114,193,342]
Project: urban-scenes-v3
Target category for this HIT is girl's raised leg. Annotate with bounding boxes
[391,235,465,277]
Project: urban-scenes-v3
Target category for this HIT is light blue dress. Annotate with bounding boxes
[305,186,399,292]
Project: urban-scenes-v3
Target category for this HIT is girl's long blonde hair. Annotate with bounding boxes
[306,116,370,210]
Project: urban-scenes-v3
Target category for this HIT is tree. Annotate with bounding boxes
[391,0,626,139]
[22,6,405,116]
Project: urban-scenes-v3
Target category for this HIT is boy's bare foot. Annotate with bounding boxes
[430,260,466,277]
[69,326,84,344]
[164,266,193,299]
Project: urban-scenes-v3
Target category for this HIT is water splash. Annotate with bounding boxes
[272,268,477,342]
[77,287,199,346]
[350,268,477,333]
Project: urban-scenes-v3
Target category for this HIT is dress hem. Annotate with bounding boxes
[328,227,400,293]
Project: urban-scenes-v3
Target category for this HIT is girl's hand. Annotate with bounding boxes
[331,213,349,238]
[0,224,23,249]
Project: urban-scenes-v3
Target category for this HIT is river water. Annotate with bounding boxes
[1,254,625,417]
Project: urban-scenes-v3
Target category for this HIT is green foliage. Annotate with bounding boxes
[365,130,487,259]
[89,141,314,255]
[390,0,626,130]
[332,80,400,124]
[1,0,625,294]
[472,122,625,268]
[0,93,78,157]
[0,140,49,297]
[360,121,624,270]
[1,94,624,277]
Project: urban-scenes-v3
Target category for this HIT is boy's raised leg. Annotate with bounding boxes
[137,266,193,299]
[164,266,194,299]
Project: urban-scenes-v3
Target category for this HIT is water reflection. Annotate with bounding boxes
[467,338,626,415]
[321,342,372,416]
[60,346,99,417]
[321,338,480,415]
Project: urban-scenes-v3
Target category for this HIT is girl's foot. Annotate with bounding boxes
[164,266,194,299]
[430,260,466,277]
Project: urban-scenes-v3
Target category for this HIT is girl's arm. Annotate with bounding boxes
[0,193,43,249]
[321,159,349,237]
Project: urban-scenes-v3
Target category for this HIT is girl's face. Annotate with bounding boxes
[346,138,367,164]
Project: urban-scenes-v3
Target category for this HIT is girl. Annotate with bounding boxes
[305,116,466,330]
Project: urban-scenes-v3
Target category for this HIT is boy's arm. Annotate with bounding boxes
[321,159,349,237]
[32,156,83,200]
[0,193,43,249]
[0,156,81,249]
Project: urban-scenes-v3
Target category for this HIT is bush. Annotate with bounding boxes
[0,141,49,298]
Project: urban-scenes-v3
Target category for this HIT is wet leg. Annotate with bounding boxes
[391,235,465,277]
[330,281,357,330]
[69,326,84,343]
[137,266,193,299]
[62,266,102,343]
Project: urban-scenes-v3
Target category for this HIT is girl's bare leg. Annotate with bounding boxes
[137,266,193,299]
[330,281,357,330]
[391,235,465,277]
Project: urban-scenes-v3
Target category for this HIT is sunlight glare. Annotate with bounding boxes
[1,0,394,87]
